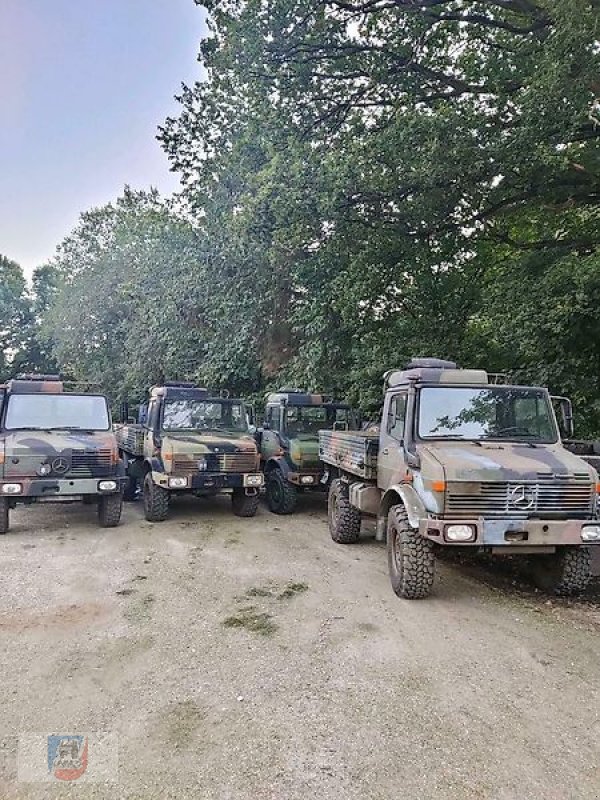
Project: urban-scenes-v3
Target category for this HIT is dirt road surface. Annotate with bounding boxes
[0,495,599,800]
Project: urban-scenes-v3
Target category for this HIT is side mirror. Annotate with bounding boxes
[119,401,129,424]
[551,395,574,439]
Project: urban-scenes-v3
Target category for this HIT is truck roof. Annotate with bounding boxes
[266,389,349,407]
[385,359,488,389]
[7,375,64,394]
[150,384,243,402]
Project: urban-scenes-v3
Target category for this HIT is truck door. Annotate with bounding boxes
[144,398,161,459]
[260,404,283,461]
[377,392,408,490]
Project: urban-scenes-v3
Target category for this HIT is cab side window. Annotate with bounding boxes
[147,400,160,431]
[266,405,280,431]
[387,394,406,441]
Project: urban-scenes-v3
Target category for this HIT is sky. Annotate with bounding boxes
[0,0,207,277]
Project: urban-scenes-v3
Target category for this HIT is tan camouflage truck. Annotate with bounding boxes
[258,389,359,514]
[0,375,125,533]
[115,382,263,521]
[319,359,600,599]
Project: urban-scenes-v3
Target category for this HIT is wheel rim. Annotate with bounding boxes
[269,477,282,508]
[330,490,340,529]
[391,527,403,576]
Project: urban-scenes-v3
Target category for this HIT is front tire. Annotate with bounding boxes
[266,469,297,515]
[98,493,123,528]
[143,473,170,522]
[386,504,435,599]
[531,547,592,596]
[328,479,361,543]
[0,498,9,534]
[232,489,260,517]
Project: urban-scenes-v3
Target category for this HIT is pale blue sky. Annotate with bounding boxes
[0,0,207,276]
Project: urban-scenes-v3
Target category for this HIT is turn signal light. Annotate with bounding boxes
[432,480,446,492]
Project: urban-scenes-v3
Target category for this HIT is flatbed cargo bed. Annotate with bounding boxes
[319,429,379,480]
[114,423,145,456]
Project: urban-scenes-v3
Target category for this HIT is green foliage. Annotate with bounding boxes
[39,1,600,434]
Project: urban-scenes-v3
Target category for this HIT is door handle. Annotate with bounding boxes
[382,447,389,455]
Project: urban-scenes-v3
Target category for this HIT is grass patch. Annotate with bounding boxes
[279,581,309,599]
[246,586,275,598]
[223,606,277,636]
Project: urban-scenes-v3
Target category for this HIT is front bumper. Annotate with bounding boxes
[0,476,127,499]
[152,471,264,491]
[420,516,600,548]
[287,471,323,487]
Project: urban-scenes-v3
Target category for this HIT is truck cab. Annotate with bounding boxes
[0,374,125,533]
[320,359,600,599]
[115,382,263,521]
[259,388,359,514]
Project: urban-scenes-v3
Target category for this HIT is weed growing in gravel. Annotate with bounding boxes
[223,606,277,636]
[279,581,309,599]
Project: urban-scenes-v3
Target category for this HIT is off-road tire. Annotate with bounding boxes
[328,479,361,544]
[97,493,123,528]
[386,504,435,599]
[266,469,297,515]
[143,473,169,522]
[531,547,592,597]
[0,498,9,534]
[231,489,260,518]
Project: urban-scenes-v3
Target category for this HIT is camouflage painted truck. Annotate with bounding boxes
[115,382,263,521]
[319,359,600,599]
[258,389,359,514]
[0,374,126,533]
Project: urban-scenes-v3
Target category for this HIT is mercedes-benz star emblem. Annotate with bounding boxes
[509,484,536,510]
[51,457,69,475]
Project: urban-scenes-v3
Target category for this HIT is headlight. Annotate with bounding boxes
[169,476,188,489]
[98,480,118,492]
[581,525,600,542]
[197,458,207,472]
[244,474,264,487]
[444,524,476,542]
[300,475,315,485]
[1,483,22,495]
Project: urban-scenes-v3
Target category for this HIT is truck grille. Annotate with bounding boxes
[172,452,257,474]
[446,480,594,520]
[69,449,114,477]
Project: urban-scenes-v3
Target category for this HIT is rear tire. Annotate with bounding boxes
[328,479,361,543]
[531,547,592,596]
[231,490,259,517]
[266,469,297,515]
[143,473,169,522]
[386,504,435,599]
[0,498,9,534]
[97,493,123,528]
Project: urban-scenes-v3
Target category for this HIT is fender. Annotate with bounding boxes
[378,483,427,532]
[265,456,291,479]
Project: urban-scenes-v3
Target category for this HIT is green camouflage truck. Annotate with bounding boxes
[0,375,125,533]
[115,382,263,521]
[319,359,600,599]
[258,389,359,514]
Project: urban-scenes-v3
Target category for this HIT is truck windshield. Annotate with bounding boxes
[162,399,247,432]
[4,394,110,431]
[285,406,354,436]
[418,387,558,443]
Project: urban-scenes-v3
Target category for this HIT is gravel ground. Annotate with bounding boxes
[0,494,599,800]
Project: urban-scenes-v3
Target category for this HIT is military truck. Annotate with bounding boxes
[115,382,263,521]
[258,389,359,514]
[0,375,125,533]
[319,359,600,599]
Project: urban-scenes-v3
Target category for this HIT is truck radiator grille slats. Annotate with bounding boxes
[69,449,114,477]
[446,481,594,519]
[172,453,256,474]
